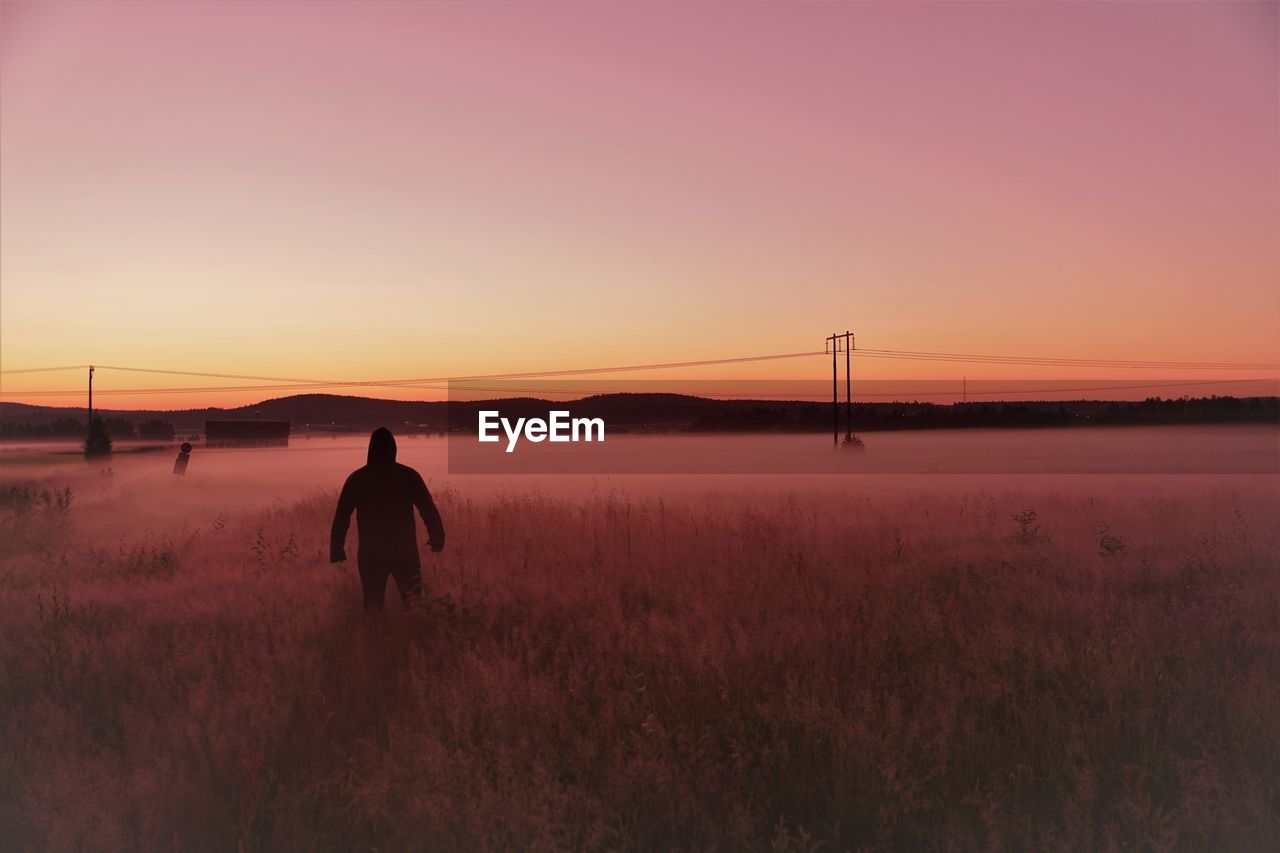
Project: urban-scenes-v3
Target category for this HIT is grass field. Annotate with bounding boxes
[1,470,1277,850]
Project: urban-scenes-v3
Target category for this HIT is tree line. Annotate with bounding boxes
[0,417,176,440]
[687,396,1280,432]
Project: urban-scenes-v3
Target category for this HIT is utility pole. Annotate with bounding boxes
[844,330,853,443]
[88,365,94,430]
[829,333,838,444]
[825,331,855,445]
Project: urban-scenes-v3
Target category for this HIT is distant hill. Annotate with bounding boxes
[0,394,447,435]
[1,393,1277,440]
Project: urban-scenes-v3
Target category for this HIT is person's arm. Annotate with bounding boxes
[330,474,357,562]
[412,472,445,552]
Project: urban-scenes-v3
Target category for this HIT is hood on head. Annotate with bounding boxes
[367,427,397,465]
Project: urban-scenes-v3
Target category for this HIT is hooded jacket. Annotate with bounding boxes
[330,428,445,568]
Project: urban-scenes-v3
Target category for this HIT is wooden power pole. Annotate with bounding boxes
[845,330,853,443]
[825,332,854,444]
[829,333,838,444]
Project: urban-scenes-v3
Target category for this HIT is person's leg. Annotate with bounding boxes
[390,563,424,612]
[358,562,390,611]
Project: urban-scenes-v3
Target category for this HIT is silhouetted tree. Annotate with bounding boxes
[103,418,136,439]
[84,416,113,458]
[139,419,176,440]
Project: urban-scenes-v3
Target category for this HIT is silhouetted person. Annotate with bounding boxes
[330,428,445,611]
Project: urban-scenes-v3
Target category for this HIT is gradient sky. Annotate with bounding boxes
[1,1,1277,408]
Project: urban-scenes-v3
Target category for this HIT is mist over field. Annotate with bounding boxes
[1,430,1278,850]
[2,0,1277,847]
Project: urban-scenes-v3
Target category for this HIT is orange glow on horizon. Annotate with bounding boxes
[1,2,1276,411]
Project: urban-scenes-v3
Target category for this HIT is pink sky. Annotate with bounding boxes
[1,1,1276,408]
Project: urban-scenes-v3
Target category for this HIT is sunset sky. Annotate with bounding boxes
[1,1,1276,408]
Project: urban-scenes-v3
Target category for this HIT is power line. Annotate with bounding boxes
[357,351,829,385]
[864,347,1278,367]
[91,365,349,385]
[0,351,829,395]
[3,376,1276,401]
[339,377,1280,398]
[854,377,1280,398]
[4,349,1275,384]
[1,347,1277,399]
[853,349,1277,370]
[0,364,93,374]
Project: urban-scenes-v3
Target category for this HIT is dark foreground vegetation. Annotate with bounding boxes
[1,474,1277,849]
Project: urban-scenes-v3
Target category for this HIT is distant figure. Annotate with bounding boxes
[173,442,192,476]
[330,428,445,611]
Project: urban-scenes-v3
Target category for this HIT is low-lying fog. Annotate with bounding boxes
[2,426,1276,540]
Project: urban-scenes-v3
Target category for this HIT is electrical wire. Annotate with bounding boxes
[0,365,93,374]
[851,349,1277,370]
[1,348,1277,399]
[4,377,1276,401]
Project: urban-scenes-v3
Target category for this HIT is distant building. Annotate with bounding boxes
[205,420,289,448]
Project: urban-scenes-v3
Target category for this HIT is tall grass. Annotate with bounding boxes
[0,478,1277,850]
